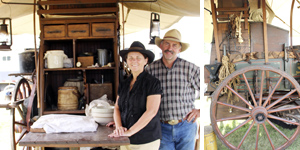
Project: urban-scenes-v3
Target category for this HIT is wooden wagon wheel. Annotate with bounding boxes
[211,65,300,150]
[10,78,31,150]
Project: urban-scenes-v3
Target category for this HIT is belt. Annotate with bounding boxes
[161,119,182,125]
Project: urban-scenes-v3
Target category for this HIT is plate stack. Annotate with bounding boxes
[91,106,114,125]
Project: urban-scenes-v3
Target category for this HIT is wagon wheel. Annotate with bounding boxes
[10,78,31,150]
[211,65,300,150]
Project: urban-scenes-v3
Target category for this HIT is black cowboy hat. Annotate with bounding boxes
[120,41,155,63]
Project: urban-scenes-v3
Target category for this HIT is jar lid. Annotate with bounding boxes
[58,86,78,90]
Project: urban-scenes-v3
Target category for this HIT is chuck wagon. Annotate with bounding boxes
[0,0,199,150]
[205,0,300,149]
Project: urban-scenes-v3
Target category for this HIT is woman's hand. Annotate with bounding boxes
[106,121,115,127]
[108,126,128,137]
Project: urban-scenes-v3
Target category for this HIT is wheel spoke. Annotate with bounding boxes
[224,118,252,138]
[16,106,25,122]
[268,105,300,113]
[217,113,250,122]
[268,114,300,126]
[217,101,251,112]
[262,123,275,150]
[242,73,257,107]
[259,70,265,106]
[16,129,27,144]
[266,89,297,110]
[15,122,26,127]
[255,124,260,150]
[263,76,284,107]
[225,85,254,109]
[238,121,255,148]
[266,119,289,140]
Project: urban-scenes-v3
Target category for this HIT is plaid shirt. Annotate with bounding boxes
[145,58,200,121]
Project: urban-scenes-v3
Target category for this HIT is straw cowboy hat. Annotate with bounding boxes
[120,41,155,63]
[155,29,190,52]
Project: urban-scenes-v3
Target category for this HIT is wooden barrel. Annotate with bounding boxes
[57,86,79,110]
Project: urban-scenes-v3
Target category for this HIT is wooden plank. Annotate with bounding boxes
[20,126,130,147]
[216,7,248,12]
[243,0,248,30]
[38,7,118,15]
[262,0,268,63]
[38,0,118,5]
[211,0,221,62]
[217,14,249,19]
[250,22,288,53]
[216,94,248,120]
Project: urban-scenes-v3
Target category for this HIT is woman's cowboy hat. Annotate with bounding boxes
[155,29,190,52]
[120,41,155,63]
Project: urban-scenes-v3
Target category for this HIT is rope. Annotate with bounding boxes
[217,55,240,105]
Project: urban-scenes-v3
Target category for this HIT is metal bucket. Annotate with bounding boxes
[19,49,36,73]
[204,125,218,150]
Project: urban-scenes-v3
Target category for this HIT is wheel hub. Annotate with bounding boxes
[251,106,268,124]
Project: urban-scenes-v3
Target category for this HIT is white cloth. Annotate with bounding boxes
[31,114,98,133]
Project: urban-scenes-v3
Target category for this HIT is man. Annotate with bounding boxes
[145,29,200,150]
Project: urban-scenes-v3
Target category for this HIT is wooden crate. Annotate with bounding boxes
[89,83,113,101]
[77,56,94,68]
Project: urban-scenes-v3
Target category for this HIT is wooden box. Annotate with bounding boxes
[92,23,114,37]
[78,56,94,68]
[68,24,89,37]
[44,25,65,38]
[89,83,113,101]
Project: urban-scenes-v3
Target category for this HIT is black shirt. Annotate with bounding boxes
[118,71,162,144]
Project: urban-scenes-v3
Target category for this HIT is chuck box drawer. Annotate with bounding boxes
[44,25,65,38]
[92,23,114,37]
[68,24,89,37]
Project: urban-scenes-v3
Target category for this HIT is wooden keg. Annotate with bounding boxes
[57,86,79,110]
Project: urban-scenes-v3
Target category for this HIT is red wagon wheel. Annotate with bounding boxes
[211,65,300,150]
[10,78,31,150]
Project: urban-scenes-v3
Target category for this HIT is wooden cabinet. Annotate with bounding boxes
[37,0,119,115]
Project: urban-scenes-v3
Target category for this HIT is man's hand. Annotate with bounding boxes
[184,109,200,123]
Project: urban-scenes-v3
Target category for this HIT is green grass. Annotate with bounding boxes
[216,120,300,150]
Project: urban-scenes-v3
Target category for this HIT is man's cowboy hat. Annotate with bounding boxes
[155,29,190,52]
[120,41,155,63]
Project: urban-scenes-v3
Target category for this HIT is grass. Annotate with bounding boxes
[216,120,300,150]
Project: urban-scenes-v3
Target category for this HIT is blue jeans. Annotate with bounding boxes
[159,119,197,150]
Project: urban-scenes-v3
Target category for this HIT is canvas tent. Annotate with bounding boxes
[0,0,200,36]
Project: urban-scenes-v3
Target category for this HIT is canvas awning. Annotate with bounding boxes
[0,0,200,35]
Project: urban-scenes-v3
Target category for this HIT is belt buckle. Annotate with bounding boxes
[168,120,179,125]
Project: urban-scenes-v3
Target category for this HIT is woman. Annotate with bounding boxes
[108,41,162,150]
